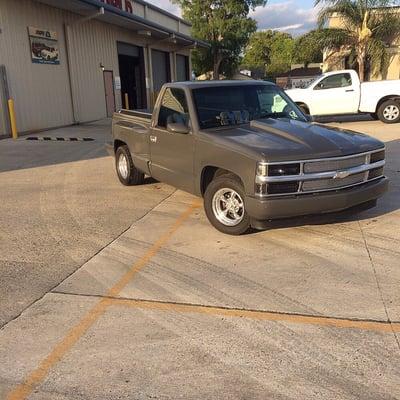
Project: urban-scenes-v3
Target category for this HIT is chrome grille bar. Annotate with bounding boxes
[256,160,385,184]
[255,148,386,197]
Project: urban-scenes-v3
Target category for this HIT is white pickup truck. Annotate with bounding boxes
[286,69,400,124]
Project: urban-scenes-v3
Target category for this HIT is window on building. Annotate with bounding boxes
[315,73,352,90]
[157,88,189,128]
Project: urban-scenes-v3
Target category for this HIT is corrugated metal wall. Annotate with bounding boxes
[0,0,191,133]
[0,0,74,133]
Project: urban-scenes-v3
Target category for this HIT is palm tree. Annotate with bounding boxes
[316,0,400,81]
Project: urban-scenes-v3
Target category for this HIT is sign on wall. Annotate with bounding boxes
[28,27,60,65]
[114,76,121,90]
[99,0,134,14]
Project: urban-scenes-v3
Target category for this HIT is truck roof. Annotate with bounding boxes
[166,80,275,89]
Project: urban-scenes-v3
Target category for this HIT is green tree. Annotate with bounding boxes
[316,0,400,81]
[293,30,324,66]
[173,0,267,79]
[241,30,294,78]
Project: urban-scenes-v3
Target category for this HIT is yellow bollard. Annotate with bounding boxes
[8,99,18,140]
[124,93,129,110]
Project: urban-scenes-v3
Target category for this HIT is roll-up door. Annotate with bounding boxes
[152,50,171,101]
[176,54,189,82]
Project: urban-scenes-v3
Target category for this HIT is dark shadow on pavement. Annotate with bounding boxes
[0,121,111,173]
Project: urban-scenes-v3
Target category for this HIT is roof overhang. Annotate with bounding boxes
[35,0,209,48]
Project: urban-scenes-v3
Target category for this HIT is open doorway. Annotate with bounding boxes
[117,42,147,110]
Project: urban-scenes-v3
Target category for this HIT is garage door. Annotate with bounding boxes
[176,54,189,82]
[152,50,171,93]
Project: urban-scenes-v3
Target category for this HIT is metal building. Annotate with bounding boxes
[0,0,207,137]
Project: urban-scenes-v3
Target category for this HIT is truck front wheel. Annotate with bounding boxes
[377,100,400,124]
[115,145,145,186]
[204,175,251,235]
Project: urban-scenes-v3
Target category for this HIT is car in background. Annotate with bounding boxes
[286,69,400,124]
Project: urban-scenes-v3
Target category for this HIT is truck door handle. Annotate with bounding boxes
[150,135,157,143]
[345,89,354,92]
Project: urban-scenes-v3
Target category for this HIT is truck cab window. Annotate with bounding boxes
[315,73,352,90]
[157,88,189,128]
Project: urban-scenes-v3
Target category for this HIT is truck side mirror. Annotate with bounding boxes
[167,122,189,134]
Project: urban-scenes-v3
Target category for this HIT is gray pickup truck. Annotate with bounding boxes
[110,80,388,235]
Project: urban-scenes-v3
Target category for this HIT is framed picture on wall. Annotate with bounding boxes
[28,27,60,65]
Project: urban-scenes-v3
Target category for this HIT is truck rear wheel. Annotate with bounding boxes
[377,100,400,124]
[115,145,145,186]
[204,175,251,235]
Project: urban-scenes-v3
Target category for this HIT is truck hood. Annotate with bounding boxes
[202,118,384,162]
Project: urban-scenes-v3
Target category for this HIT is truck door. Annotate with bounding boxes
[149,87,194,193]
[311,72,359,115]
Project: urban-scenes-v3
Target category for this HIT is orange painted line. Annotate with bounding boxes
[6,201,200,400]
[110,298,400,334]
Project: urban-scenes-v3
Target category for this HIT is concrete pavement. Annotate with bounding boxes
[1,118,399,399]
[0,120,174,327]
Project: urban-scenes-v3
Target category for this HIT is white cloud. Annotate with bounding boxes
[250,1,319,36]
[145,0,318,36]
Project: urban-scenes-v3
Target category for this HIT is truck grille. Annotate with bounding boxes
[303,155,366,173]
[256,149,385,197]
[302,172,365,192]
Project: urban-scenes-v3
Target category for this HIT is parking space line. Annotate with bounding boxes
[6,200,200,400]
[109,298,400,334]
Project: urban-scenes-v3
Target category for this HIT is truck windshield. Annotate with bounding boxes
[192,85,306,129]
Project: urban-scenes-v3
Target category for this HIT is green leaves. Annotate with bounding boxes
[173,0,267,78]
[241,29,325,78]
[315,0,400,80]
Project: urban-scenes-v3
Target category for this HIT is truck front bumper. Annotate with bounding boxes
[246,177,388,225]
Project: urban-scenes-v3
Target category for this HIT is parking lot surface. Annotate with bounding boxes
[1,119,399,399]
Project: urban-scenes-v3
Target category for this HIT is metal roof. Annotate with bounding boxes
[35,0,208,47]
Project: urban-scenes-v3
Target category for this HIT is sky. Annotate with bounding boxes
[147,0,319,36]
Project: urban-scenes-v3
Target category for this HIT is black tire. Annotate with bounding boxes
[377,100,400,124]
[204,174,251,235]
[115,145,145,186]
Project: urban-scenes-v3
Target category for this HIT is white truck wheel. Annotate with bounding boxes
[377,100,400,124]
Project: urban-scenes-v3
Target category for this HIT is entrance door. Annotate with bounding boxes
[103,70,115,117]
[117,42,147,110]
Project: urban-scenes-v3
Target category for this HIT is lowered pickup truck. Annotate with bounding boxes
[111,80,388,235]
[286,69,400,124]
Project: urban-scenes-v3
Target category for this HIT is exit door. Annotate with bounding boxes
[103,70,116,117]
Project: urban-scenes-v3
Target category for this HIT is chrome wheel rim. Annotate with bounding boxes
[212,188,244,227]
[383,104,400,121]
[118,153,129,179]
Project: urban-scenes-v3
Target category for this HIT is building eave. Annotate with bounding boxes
[35,0,209,48]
